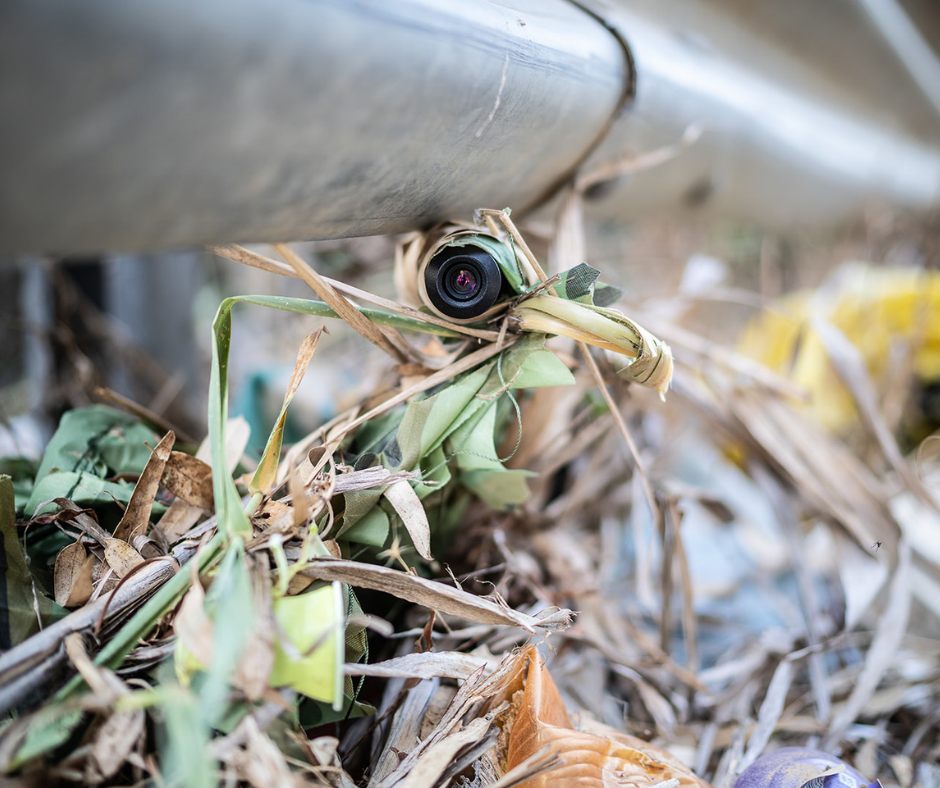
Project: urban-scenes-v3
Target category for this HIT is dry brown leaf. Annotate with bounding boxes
[112,431,175,542]
[227,716,304,788]
[288,464,310,528]
[154,417,250,545]
[498,647,709,787]
[301,558,571,632]
[90,709,145,780]
[103,538,145,578]
[371,680,441,784]
[383,479,432,561]
[374,650,525,788]
[131,534,164,560]
[344,651,492,681]
[813,317,937,509]
[54,539,95,608]
[174,573,214,667]
[162,451,214,510]
[252,499,295,534]
[397,715,493,788]
[275,242,406,362]
[825,540,913,748]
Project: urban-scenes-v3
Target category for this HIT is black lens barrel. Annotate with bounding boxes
[424,245,503,320]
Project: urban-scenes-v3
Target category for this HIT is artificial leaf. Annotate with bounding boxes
[339,505,389,547]
[553,262,600,302]
[413,446,451,499]
[35,405,158,484]
[337,487,384,534]
[0,456,38,511]
[396,363,492,469]
[449,401,502,473]
[463,468,534,508]
[509,347,575,390]
[24,471,135,517]
[270,582,344,709]
[0,475,64,647]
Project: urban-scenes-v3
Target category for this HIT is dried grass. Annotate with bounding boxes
[1,203,939,788]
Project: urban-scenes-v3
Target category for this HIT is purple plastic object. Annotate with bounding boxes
[734,748,879,788]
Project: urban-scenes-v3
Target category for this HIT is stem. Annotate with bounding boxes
[55,531,226,701]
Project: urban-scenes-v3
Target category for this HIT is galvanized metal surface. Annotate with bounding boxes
[0,0,625,253]
[1,0,940,254]
[584,1,940,228]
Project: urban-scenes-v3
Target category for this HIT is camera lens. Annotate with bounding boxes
[423,245,504,320]
[445,267,479,300]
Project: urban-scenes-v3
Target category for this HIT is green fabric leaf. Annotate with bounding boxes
[270,582,344,709]
[396,363,493,469]
[554,262,600,302]
[337,488,385,535]
[462,468,534,508]
[508,348,575,389]
[593,283,623,307]
[477,334,571,395]
[552,263,622,306]
[0,457,38,512]
[339,506,389,547]
[449,402,502,473]
[0,475,66,648]
[299,696,375,727]
[35,405,158,484]
[24,471,136,517]
[414,447,451,499]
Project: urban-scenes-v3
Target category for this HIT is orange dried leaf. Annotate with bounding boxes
[501,648,709,787]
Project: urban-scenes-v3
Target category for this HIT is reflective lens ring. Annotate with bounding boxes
[423,245,503,320]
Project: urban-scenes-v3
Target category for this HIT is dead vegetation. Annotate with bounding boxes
[1,203,938,788]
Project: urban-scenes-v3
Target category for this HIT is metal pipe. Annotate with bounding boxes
[1,0,939,255]
[856,0,940,121]
[0,0,625,254]
[583,3,940,228]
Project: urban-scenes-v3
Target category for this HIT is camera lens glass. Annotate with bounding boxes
[424,245,504,320]
[445,267,480,300]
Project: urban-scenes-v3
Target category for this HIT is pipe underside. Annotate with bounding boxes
[0,0,939,255]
